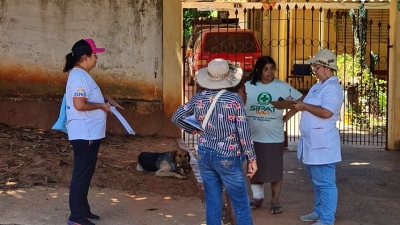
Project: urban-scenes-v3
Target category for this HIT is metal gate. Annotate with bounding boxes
[182,3,390,149]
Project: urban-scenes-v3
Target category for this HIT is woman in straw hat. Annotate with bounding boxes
[293,49,343,225]
[172,58,258,225]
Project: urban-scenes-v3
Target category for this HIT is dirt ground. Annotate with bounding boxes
[0,122,198,197]
[2,122,400,225]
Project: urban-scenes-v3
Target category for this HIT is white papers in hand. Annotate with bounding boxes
[110,106,135,135]
[182,115,204,131]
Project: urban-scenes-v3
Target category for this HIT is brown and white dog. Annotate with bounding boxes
[136,148,191,179]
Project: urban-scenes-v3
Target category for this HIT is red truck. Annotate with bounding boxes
[185,18,262,80]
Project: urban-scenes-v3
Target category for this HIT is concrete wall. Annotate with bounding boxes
[0,0,181,136]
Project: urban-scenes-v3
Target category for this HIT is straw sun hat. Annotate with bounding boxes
[196,58,243,90]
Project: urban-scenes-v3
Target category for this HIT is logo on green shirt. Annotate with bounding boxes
[257,92,272,105]
[249,92,276,115]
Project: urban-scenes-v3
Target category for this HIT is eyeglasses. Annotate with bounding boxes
[311,65,324,71]
[262,66,275,72]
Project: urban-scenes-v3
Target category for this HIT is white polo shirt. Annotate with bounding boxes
[65,68,107,140]
[297,76,343,165]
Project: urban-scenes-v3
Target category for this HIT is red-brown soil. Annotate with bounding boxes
[0,122,198,197]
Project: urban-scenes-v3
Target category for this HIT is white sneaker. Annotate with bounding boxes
[300,212,319,222]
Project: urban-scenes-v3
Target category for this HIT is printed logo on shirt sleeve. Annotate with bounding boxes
[73,88,87,97]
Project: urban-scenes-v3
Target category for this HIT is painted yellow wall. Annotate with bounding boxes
[163,0,182,136]
[290,8,389,70]
[387,1,400,150]
[267,8,289,81]
[291,9,317,62]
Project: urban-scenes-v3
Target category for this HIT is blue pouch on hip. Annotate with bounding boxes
[51,94,67,134]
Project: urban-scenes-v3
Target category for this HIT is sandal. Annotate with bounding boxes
[249,198,263,210]
[270,206,282,214]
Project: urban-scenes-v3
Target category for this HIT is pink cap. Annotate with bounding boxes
[84,38,105,54]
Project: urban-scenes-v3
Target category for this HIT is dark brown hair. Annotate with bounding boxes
[63,39,93,72]
[249,56,277,85]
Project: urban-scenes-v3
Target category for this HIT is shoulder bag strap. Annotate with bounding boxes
[201,89,226,130]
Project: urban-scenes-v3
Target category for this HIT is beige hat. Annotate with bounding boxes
[196,58,243,90]
[307,49,338,71]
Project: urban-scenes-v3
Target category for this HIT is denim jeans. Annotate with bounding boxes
[306,163,337,225]
[197,146,253,225]
[69,139,101,223]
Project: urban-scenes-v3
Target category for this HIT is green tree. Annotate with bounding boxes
[183,9,212,42]
[351,3,382,114]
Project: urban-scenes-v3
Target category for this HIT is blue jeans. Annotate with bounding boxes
[69,139,101,223]
[197,146,253,225]
[306,163,338,225]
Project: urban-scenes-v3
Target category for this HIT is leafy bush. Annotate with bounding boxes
[337,52,387,129]
[336,53,369,87]
[183,9,212,43]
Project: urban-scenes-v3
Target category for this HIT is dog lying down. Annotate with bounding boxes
[136,148,191,179]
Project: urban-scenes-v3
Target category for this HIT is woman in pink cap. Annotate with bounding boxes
[63,39,123,225]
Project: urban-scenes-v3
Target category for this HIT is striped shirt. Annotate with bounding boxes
[172,89,256,162]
